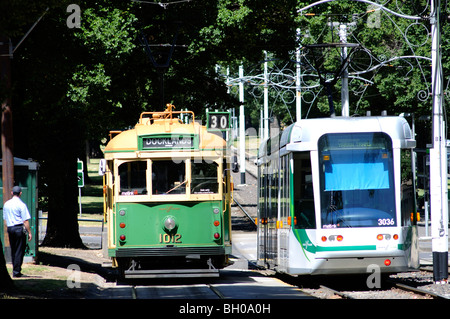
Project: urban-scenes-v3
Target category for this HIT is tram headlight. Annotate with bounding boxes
[119,210,126,216]
[213,208,220,214]
[163,216,177,231]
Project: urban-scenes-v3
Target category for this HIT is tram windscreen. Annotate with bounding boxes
[119,161,147,195]
[152,160,186,194]
[319,133,396,228]
[191,160,219,194]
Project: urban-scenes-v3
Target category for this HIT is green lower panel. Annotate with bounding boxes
[111,201,225,256]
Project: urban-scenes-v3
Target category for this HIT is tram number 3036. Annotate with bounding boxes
[159,233,182,244]
[378,218,395,226]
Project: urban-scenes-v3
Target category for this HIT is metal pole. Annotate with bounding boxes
[239,65,246,185]
[263,51,269,141]
[429,0,448,283]
[339,24,350,117]
[78,187,82,217]
[296,28,302,122]
[259,109,263,142]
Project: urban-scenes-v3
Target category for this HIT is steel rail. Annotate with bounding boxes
[233,198,257,227]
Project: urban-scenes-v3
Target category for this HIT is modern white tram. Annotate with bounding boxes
[257,115,420,275]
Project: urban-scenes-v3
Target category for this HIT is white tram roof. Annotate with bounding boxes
[259,116,415,158]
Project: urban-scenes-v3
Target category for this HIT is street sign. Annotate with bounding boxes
[77,159,84,188]
[77,171,84,188]
[77,160,83,172]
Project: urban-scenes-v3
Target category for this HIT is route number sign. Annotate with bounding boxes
[207,112,230,131]
[77,159,84,188]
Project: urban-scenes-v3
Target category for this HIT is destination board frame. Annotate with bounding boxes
[138,134,198,151]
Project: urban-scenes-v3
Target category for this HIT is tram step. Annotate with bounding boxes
[124,268,220,279]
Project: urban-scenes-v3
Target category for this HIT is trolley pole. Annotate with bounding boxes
[429,0,448,283]
[239,65,246,185]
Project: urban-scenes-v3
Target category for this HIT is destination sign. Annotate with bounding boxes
[142,136,193,149]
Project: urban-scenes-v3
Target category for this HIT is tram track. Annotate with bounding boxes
[129,283,226,299]
[207,283,226,299]
[318,285,355,299]
[392,282,449,299]
[293,273,450,299]
[233,198,257,228]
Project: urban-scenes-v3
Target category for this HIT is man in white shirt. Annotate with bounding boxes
[3,186,32,277]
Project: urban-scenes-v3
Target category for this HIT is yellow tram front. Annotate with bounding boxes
[101,106,233,278]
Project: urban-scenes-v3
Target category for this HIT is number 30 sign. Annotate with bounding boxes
[207,112,230,131]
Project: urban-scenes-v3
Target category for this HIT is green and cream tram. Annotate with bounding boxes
[100,105,232,278]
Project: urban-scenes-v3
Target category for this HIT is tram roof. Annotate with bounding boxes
[104,115,226,154]
[259,116,415,157]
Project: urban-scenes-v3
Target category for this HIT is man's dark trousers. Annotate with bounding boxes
[7,224,26,277]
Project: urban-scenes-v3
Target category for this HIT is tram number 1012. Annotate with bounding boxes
[159,233,182,244]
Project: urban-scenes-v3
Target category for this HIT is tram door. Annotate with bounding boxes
[257,157,277,268]
[266,156,278,268]
[292,152,316,238]
[258,151,280,268]
[257,162,268,266]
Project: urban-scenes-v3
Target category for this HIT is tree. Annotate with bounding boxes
[0,0,61,288]
[11,1,145,247]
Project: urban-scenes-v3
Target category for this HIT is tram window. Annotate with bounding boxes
[119,161,147,195]
[319,133,396,228]
[191,160,219,194]
[293,153,316,229]
[152,160,186,194]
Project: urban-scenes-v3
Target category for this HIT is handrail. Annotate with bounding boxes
[139,104,195,123]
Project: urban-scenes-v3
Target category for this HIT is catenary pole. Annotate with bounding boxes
[429,0,448,283]
[339,24,350,117]
[239,65,246,185]
[296,29,302,122]
[263,51,269,141]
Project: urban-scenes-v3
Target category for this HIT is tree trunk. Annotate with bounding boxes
[0,237,14,292]
[0,37,14,291]
[41,154,86,248]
